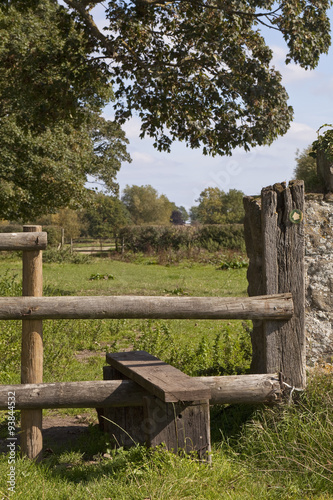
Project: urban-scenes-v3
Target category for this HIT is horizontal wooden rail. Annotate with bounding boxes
[0,374,282,409]
[0,293,293,320]
[0,231,47,251]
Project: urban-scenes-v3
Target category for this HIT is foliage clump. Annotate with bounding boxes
[0,0,130,220]
[294,146,323,192]
[43,248,91,264]
[117,224,245,254]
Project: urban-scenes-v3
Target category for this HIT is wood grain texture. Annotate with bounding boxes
[143,396,211,461]
[262,182,306,388]
[0,231,47,250]
[97,365,146,447]
[107,351,211,402]
[0,293,294,320]
[243,195,265,373]
[0,373,282,410]
[20,225,43,461]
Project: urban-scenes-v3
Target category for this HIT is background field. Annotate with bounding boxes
[0,253,332,499]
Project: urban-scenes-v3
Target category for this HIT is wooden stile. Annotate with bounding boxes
[20,225,44,461]
[106,351,212,460]
[107,351,211,403]
[0,182,307,462]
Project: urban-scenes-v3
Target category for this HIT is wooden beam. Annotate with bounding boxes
[0,374,282,410]
[243,195,265,373]
[107,351,211,402]
[97,365,146,448]
[0,231,47,251]
[0,293,293,320]
[143,396,211,461]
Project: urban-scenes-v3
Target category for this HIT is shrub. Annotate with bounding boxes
[116,320,252,377]
[43,248,91,264]
[0,224,23,233]
[196,224,245,251]
[117,224,245,253]
[43,225,62,247]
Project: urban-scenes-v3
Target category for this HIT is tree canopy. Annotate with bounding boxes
[192,187,245,224]
[121,184,176,224]
[61,0,331,155]
[170,206,189,225]
[81,192,131,239]
[1,0,331,221]
[294,146,323,192]
[0,0,130,220]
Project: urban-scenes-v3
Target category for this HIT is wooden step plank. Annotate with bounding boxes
[106,351,211,403]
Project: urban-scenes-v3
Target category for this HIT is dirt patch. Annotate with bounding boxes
[74,349,106,363]
[43,413,97,451]
[0,413,99,455]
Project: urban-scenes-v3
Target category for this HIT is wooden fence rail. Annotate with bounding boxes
[0,373,282,410]
[0,231,47,251]
[0,293,293,321]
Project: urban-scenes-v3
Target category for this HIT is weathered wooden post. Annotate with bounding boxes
[20,225,44,460]
[244,181,306,389]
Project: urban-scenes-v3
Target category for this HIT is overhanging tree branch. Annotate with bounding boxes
[63,0,118,57]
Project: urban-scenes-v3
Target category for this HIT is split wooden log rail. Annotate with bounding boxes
[0,373,282,410]
[0,180,305,461]
[0,293,293,320]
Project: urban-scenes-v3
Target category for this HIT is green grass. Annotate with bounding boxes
[43,259,248,297]
[0,254,332,499]
[0,256,251,385]
[0,367,332,499]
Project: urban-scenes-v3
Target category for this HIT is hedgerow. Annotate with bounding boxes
[117,224,245,253]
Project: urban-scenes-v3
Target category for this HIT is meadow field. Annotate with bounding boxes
[0,251,332,499]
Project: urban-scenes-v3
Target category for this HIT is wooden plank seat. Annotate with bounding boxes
[106,350,211,403]
[100,350,211,460]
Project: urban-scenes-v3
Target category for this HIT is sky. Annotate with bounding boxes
[92,4,333,210]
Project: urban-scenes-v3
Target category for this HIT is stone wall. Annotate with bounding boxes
[305,194,333,365]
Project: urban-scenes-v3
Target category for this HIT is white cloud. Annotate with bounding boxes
[271,46,315,83]
[122,117,143,139]
[287,122,316,142]
[131,151,155,164]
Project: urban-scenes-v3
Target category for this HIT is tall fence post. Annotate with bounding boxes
[243,194,264,373]
[244,181,306,389]
[20,225,44,460]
